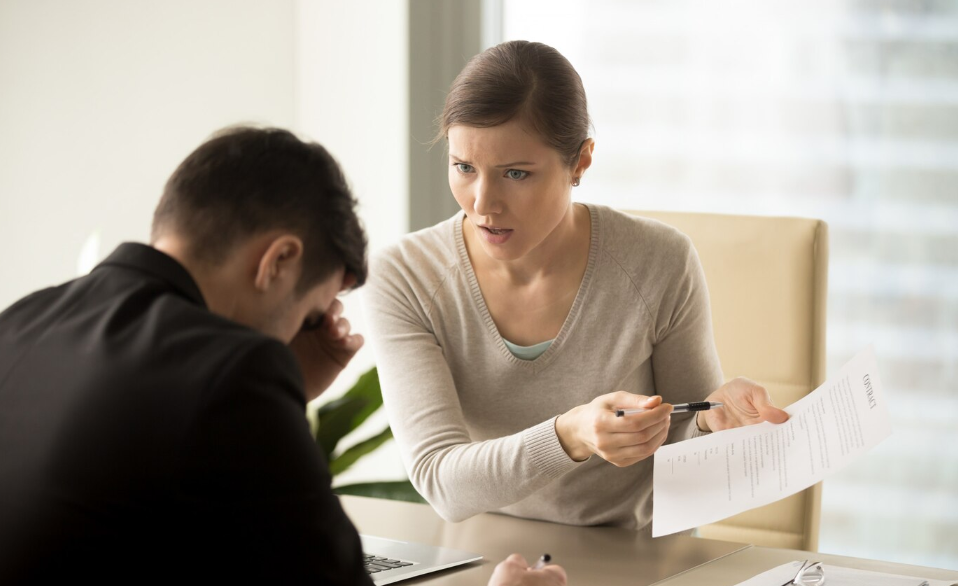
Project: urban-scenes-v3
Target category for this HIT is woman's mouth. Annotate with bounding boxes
[479,225,514,244]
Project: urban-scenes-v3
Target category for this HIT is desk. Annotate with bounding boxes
[343,496,745,585]
[341,496,958,585]
[658,546,958,586]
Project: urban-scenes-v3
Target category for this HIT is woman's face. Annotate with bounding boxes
[448,119,587,263]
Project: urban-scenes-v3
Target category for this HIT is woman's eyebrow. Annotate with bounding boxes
[448,154,536,167]
[494,161,536,168]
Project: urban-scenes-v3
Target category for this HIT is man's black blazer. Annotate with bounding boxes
[0,243,372,584]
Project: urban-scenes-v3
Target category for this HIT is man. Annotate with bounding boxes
[0,127,565,585]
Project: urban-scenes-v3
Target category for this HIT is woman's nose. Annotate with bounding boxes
[473,177,501,216]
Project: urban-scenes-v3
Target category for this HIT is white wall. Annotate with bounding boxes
[0,0,297,310]
[0,0,411,486]
[296,0,408,256]
[295,0,410,486]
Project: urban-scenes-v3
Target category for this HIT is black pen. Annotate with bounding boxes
[615,401,724,417]
[531,553,551,569]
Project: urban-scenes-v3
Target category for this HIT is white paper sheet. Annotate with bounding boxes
[732,560,956,586]
[652,346,892,537]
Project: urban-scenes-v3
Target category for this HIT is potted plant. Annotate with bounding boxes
[313,367,425,503]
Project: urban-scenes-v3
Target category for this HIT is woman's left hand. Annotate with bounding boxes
[697,377,789,432]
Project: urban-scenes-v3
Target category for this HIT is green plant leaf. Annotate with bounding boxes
[328,427,393,476]
[334,480,426,504]
[314,367,383,460]
[315,395,368,460]
[339,367,383,429]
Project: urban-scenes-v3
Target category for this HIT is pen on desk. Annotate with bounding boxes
[615,401,724,417]
[531,553,551,570]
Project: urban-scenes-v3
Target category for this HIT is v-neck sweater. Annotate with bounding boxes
[362,204,723,529]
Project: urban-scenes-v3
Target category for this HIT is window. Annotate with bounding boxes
[502,0,958,569]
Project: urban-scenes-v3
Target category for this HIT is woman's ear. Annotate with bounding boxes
[573,138,595,183]
[253,235,304,293]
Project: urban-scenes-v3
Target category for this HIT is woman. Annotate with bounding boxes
[362,40,787,530]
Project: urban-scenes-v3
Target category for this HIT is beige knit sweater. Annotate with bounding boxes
[362,204,723,529]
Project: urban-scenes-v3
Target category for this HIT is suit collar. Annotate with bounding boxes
[96,243,207,308]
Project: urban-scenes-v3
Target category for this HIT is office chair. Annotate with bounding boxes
[627,210,828,551]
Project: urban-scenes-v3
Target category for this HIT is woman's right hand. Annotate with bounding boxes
[488,554,567,586]
[555,392,672,466]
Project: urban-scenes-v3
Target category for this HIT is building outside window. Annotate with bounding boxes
[501,0,958,569]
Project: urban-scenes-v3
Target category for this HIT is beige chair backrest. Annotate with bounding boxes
[627,210,828,551]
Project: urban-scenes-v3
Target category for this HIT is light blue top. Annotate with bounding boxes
[502,337,554,361]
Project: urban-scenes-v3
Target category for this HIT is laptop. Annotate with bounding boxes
[360,534,483,585]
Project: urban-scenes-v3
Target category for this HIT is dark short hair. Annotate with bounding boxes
[152,126,367,292]
[435,40,591,167]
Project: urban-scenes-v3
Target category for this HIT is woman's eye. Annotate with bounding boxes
[455,163,474,173]
[506,169,528,181]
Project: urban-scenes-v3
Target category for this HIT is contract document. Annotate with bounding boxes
[652,346,892,537]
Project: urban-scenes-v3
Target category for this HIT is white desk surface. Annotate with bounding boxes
[656,545,958,586]
[342,495,745,585]
[340,495,958,586]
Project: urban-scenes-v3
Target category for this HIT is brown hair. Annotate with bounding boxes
[436,40,591,167]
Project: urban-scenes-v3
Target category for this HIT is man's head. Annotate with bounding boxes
[151,126,367,343]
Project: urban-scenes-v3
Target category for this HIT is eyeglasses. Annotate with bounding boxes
[780,560,825,586]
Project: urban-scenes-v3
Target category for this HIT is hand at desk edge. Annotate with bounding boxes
[489,554,567,586]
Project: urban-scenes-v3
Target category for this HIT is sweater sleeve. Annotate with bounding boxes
[650,234,725,445]
[361,251,583,523]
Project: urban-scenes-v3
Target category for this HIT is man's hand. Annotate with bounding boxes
[697,377,788,432]
[288,298,363,402]
[488,554,567,586]
[555,392,672,466]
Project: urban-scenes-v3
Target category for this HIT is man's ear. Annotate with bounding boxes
[341,272,358,292]
[253,235,304,293]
